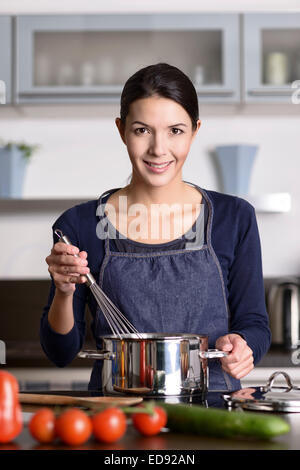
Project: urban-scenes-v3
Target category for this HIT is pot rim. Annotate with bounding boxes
[98,332,209,341]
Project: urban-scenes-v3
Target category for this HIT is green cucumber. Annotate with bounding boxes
[158,402,290,440]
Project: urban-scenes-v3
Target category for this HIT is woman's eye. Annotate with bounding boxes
[134,127,148,135]
[133,127,183,135]
[171,128,183,135]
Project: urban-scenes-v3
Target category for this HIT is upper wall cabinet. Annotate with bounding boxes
[0,16,12,105]
[15,14,240,104]
[243,13,300,103]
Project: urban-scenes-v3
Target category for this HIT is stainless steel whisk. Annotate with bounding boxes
[54,229,142,339]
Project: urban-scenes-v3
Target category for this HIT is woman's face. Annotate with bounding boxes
[115,95,201,188]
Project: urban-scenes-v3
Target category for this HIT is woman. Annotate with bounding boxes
[41,63,271,392]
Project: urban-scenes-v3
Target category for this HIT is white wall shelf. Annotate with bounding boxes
[0,198,95,213]
[241,193,291,213]
[0,193,292,214]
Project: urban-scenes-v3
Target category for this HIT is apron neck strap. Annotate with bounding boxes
[96,182,214,251]
[182,180,213,249]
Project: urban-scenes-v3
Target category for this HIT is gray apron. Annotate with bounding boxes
[89,182,241,392]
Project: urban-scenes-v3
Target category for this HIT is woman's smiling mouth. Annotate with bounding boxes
[143,160,174,173]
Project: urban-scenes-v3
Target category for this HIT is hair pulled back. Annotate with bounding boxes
[120,63,199,131]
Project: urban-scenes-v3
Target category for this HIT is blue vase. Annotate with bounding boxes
[0,144,27,198]
[215,144,258,196]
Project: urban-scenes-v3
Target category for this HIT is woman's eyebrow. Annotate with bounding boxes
[131,120,187,128]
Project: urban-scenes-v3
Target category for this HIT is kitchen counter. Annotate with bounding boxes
[5,414,296,451]
[2,390,298,451]
[7,345,300,394]
[257,347,299,368]
[6,342,297,368]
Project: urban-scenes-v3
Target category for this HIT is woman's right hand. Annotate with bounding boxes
[45,241,90,296]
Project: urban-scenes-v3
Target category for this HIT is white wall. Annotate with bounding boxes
[0,2,299,279]
[1,0,300,14]
[0,103,299,279]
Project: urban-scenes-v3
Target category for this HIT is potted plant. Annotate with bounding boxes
[0,139,40,198]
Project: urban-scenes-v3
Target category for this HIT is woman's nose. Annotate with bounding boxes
[148,134,168,157]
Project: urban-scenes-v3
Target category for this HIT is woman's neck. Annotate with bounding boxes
[124,178,189,208]
[104,177,202,244]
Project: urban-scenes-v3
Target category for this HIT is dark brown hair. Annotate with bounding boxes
[120,63,199,131]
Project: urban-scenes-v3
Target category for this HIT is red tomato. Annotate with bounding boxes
[132,406,167,436]
[92,407,127,443]
[0,371,23,443]
[55,408,92,446]
[29,408,56,444]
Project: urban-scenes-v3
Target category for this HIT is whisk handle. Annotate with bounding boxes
[54,229,96,287]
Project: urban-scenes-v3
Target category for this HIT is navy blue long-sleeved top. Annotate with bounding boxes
[40,187,271,373]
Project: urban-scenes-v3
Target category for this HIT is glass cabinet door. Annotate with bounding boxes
[0,16,12,105]
[16,14,240,104]
[244,13,300,103]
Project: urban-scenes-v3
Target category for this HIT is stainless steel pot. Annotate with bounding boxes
[78,333,227,398]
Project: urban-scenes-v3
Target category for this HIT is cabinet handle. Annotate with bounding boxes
[248,88,294,97]
[19,88,235,98]
[195,88,235,96]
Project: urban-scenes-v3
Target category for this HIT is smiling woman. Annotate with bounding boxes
[115,63,200,193]
[40,63,271,393]
[115,95,199,187]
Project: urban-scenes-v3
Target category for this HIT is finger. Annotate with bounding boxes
[227,360,254,380]
[224,354,253,374]
[56,264,90,276]
[48,257,89,278]
[222,355,254,378]
[221,349,243,364]
[223,364,254,380]
[67,275,87,284]
[215,336,234,352]
[52,241,79,256]
[56,254,88,267]
[73,275,87,284]
[221,348,252,366]
[229,335,247,354]
[52,272,87,284]
[220,342,249,365]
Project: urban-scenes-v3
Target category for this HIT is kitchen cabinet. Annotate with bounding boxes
[5,13,300,105]
[0,16,12,105]
[15,13,240,104]
[243,13,300,103]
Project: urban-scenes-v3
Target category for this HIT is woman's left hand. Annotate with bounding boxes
[215,333,254,380]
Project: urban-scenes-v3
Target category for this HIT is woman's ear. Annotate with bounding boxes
[115,117,127,145]
[195,119,201,133]
[191,119,201,141]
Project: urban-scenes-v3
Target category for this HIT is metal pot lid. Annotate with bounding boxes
[223,371,300,412]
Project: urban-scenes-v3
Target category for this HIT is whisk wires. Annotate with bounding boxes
[54,229,143,340]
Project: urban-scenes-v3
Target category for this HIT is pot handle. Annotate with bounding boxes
[199,349,228,359]
[263,370,294,392]
[78,349,115,360]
